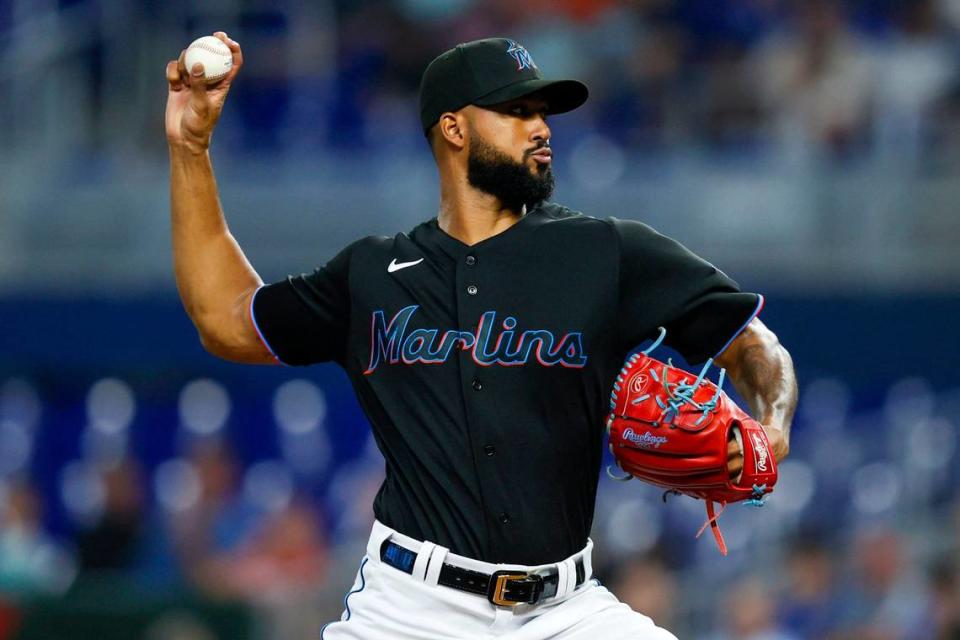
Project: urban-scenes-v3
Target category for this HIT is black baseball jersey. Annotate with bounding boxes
[251,202,762,565]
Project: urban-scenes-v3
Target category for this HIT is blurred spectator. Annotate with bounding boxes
[169,440,264,599]
[233,10,293,150]
[778,536,843,639]
[225,500,328,603]
[160,437,330,638]
[229,501,329,640]
[939,0,960,31]
[0,599,19,640]
[707,575,800,640]
[0,479,74,596]
[832,527,934,640]
[873,0,957,165]
[511,0,620,23]
[327,2,437,149]
[754,0,875,155]
[75,457,145,572]
[589,14,687,148]
[927,558,960,640]
[696,43,766,149]
[929,82,960,165]
[166,436,330,640]
[609,554,678,631]
[143,612,217,640]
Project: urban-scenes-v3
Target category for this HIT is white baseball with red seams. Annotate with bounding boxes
[184,36,232,85]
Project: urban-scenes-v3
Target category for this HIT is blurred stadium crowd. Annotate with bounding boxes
[9,0,960,159]
[0,371,958,639]
[275,0,960,161]
[3,0,960,639]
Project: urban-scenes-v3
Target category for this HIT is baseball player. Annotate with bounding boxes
[165,33,797,639]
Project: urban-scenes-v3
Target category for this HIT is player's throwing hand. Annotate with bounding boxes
[165,32,243,155]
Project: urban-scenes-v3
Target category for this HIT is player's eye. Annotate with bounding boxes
[510,105,526,116]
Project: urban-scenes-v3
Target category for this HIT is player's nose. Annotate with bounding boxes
[530,115,551,144]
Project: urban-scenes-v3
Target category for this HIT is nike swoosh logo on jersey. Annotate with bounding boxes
[387,258,424,273]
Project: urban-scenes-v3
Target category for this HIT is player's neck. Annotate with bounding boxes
[437,181,524,246]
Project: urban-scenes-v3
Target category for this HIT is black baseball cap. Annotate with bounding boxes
[419,37,589,134]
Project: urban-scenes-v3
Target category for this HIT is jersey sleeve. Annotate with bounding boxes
[250,243,354,366]
[611,218,763,364]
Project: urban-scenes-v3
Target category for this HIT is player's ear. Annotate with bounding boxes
[437,112,465,150]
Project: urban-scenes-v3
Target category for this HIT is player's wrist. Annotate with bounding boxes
[168,138,211,158]
[761,423,789,461]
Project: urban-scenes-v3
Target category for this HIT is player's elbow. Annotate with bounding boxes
[186,290,274,364]
[197,325,233,359]
[197,324,275,364]
[193,314,234,355]
[191,307,247,358]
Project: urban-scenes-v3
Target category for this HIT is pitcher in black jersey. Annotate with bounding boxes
[166,33,797,640]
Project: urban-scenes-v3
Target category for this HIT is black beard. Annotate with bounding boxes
[466,135,554,213]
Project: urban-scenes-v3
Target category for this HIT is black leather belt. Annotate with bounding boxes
[380,540,586,607]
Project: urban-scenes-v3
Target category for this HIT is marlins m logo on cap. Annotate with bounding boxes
[418,37,588,133]
[506,40,537,71]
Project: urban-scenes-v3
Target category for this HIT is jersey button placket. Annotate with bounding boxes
[457,248,501,550]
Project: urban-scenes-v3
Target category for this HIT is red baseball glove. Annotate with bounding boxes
[606,329,778,555]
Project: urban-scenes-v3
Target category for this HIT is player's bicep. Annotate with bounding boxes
[714,317,778,373]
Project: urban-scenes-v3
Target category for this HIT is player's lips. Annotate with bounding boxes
[530,148,553,164]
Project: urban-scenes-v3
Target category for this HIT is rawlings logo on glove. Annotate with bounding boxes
[605,328,778,555]
[622,429,669,449]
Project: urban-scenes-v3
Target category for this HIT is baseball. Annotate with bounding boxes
[183,36,232,85]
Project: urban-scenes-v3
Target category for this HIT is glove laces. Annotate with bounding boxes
[648,358,725,427]
[629,327,726,428]
[692,485,769,556]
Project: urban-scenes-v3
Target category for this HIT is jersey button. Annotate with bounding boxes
[467,285,478,295]
[472,379,483,391]
[465,255,476,266]
[498,512,510,524]
[484,445,496,456]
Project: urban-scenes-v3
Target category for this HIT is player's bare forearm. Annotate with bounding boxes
[168,146,273,364]
[716,318,797,460]
[165,33,272,364]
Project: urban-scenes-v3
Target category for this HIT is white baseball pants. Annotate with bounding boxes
[321,520,677,639]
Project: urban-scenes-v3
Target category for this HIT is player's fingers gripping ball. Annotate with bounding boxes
[605,328,778,555]
[184,36,233,85]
